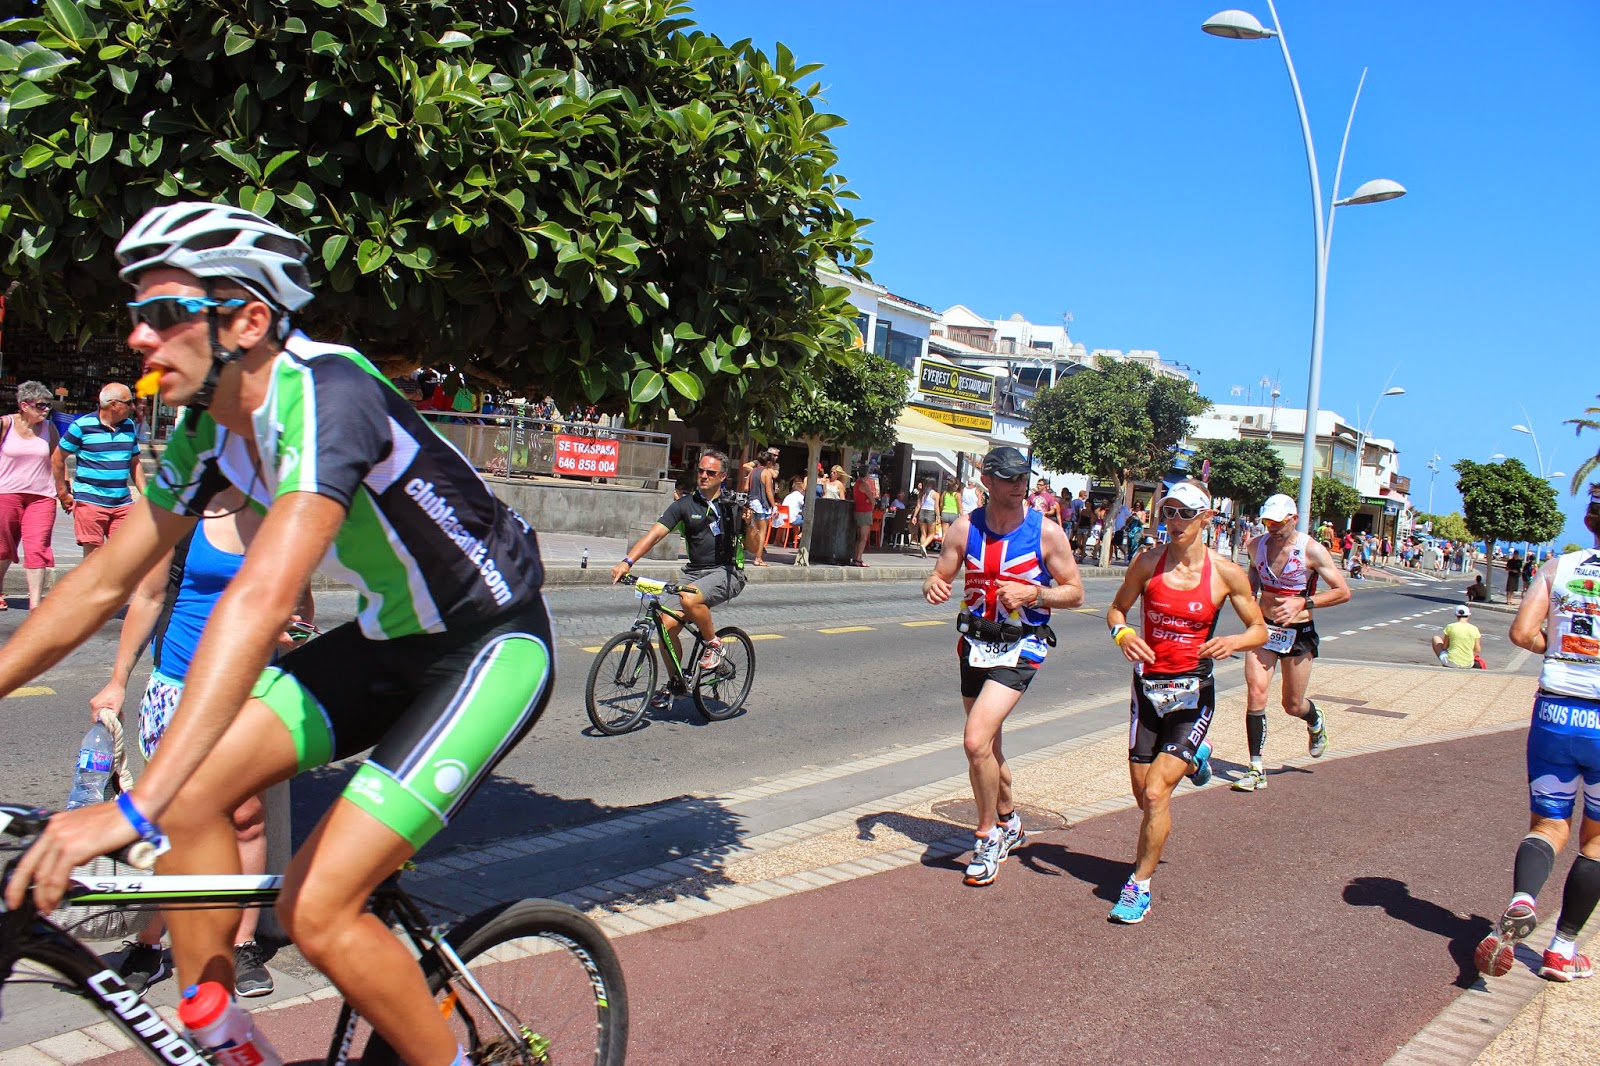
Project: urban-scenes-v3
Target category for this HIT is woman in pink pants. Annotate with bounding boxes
[0,381,61,609]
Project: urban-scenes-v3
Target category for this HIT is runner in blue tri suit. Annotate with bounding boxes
[923,447,1082,887]
[1476,486,1600,983]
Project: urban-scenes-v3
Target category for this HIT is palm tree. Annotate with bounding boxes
[1570,394,1600,494]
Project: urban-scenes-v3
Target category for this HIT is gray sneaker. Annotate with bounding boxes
[234,941,274,998]
[1231,768,1268,792]
[1307,703,1329,758]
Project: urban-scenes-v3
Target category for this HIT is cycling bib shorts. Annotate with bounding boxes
[252,598,555,848]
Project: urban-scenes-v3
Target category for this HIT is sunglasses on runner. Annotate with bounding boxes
[697,466,722,477]
[126,295,247,332]
[1160,503,1203,521]
[1263,517,1294,530]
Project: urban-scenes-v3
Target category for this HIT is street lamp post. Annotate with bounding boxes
[1203,4,1407,533]
[1511,419,1564,559]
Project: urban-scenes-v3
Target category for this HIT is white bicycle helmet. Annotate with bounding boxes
[115,201,314,311]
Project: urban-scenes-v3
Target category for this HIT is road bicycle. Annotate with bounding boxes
[0,803,627,1065]
[584,574,755,735]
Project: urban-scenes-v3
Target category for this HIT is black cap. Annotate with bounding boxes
[982,446,1030,479]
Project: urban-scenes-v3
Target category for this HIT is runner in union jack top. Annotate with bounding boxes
[923,446,1083,887]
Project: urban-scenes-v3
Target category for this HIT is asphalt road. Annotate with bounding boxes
[0,567,1526,858]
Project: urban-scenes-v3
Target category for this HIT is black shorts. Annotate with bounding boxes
[958,640,1041,698]
[252,598,554,848]
[1265,619,1320,660]
[1129,672,1216,765]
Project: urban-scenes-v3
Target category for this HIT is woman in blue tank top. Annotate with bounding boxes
[88,488,314,998]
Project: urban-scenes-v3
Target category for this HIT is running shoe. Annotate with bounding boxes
[234,940,274,998]
[1231,768,1268,792]
[1307,704,1329,758]
[116,941,169,993]
[649,687,674,711]
[1538,950,1594,982]
[1187,741,1213,787]
[698,638,724,671]
[1108,878,1152,924]
[998,812,1027,859]
[963,830,1005,887]
[1475,901,1538,978]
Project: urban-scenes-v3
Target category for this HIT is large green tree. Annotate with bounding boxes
[1193,437,1283,515]
[0,0,871,428]
[1279,475,1361,528]
[1412,511,1471,543]
[1026,359,1210,566]
[1453,457,1565,596]
[773,350,907,565]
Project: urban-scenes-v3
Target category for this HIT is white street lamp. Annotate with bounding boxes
[1204,3,1407,533]
[1353,384,1404,535]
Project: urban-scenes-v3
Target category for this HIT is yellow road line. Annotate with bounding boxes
[749,633,784,641]
[581,646,604,654]
[819,625,874,634]
[900,620,946,628]
[5,686,55,698]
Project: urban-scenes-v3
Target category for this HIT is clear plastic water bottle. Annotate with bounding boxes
[66,722,114,810]
[178,982,283,1066]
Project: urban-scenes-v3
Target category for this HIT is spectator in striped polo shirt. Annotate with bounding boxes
[51,383,146,558]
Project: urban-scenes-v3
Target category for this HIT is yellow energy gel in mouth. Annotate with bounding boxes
[134,369,163,398]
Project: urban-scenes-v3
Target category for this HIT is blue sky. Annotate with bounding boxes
[685,0,1599,547]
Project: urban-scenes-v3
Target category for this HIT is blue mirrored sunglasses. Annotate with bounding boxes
[127,295,247,332]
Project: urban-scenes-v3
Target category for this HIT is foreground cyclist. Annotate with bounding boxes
[0,201,553,1066]
[613,448,747,709]
[924,446,1082,887]
[1104,480,1266,923]
[1475,486,1600,983]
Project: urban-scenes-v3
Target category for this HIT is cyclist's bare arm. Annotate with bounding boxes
[0,497,193,697]
[612,522,671,583]
[88,545,176,719]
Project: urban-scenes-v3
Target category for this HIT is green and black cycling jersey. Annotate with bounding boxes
[657,489,743,570]
[145,333,544,637]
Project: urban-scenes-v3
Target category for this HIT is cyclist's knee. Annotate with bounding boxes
[276,879,355,960]
[231,794,265,841]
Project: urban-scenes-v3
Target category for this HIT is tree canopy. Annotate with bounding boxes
[1453,458,1565,589]
[0,0,871,426]
[1026,358,1210,564]
[1568,394,1600,496]
[1193,437,1283,514]
[1413,511,1471,543]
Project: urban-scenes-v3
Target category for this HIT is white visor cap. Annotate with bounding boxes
[1260,493,1298,522]
[1158,481,1212,512]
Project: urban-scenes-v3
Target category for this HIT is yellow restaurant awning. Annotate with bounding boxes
[894,406,990,455]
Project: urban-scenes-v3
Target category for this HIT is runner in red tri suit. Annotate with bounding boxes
[1103,480,1267,923]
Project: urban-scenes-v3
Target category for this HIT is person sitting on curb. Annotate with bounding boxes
[1466,574,1489,603]
[1432,605,1484,669]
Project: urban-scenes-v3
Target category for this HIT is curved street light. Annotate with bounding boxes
[1203,3,1407,533]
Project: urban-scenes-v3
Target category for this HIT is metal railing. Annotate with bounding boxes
[418,412,670,486]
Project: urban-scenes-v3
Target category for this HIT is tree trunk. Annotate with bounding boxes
[795,436,822,567]
[1485,536,1497,602]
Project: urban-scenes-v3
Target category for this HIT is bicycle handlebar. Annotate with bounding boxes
[616,573,697,597]
[0,802,158,870]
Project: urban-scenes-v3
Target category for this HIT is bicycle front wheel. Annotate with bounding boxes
[692,625,755,722]
[584,632,657,735]
[366,899,628,1066]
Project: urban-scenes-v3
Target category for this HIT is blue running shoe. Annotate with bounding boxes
[1108,878,1151,924]
[1188,741,1213,787]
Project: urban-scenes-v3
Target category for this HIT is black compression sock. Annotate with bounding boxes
[1304,700,1323,730]
[1246,711,1267,760]
[1514,834,1558,900]
[1556,855,1600,939]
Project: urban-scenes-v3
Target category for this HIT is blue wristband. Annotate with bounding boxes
[116,792,163,844]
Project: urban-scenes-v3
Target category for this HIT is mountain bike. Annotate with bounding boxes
[0,803,627,1066]
[584,574,755,735]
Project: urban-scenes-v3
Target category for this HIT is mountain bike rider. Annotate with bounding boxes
[0,201,554,1066]
[1232,492,1350,792]
[613,448,748,708]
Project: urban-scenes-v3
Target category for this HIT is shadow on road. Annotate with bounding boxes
[1016,840,1129,902]
[1343,875,1493,989]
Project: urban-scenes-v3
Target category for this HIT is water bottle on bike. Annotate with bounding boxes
[66,722,114,810]
[178,981,284,1066]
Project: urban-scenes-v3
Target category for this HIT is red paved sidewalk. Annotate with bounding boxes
[76,730,1558,1065]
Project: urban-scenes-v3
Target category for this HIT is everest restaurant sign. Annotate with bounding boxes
[919,362,994,405]
[555,434,619,478]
